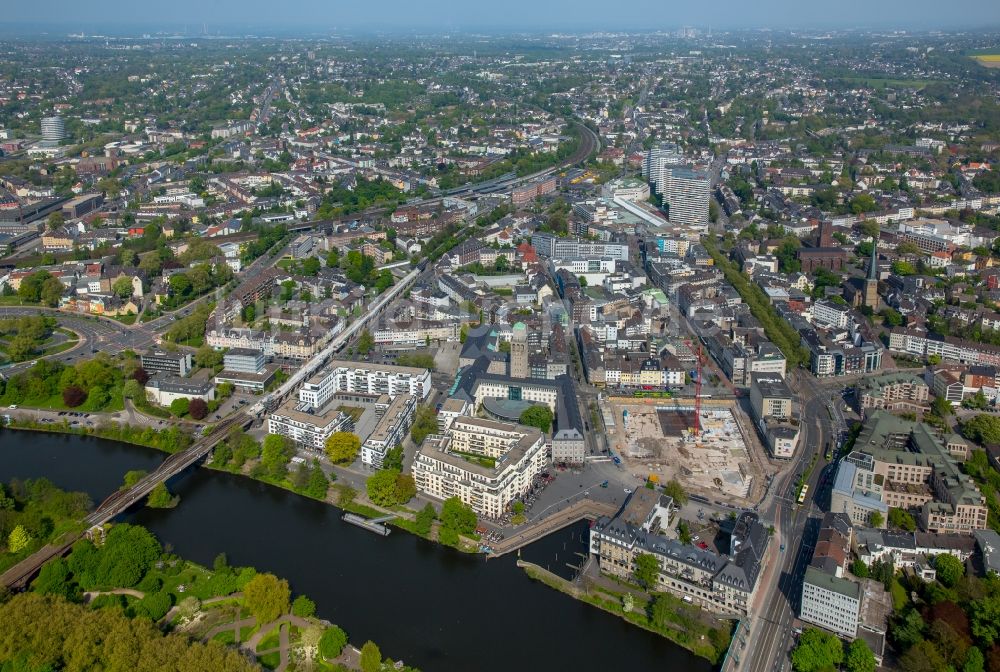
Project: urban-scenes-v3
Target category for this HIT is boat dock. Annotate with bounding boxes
[342,513,394,536]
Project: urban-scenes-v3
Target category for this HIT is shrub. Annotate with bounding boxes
[62,385,87,408]
[188,398,208,420]
[319,625,349,660]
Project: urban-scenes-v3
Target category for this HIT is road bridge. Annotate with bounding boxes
[0,412,252,590]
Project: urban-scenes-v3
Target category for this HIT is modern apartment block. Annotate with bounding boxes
[749,373,799,458]
[832,411,986,534]
[662,167,710,229]
[299,360,432,410]
[412,417,547,519]
[223,347,266,374]
[267,399,352,450]
[140,350,193,378]
[799,513,892,662]
[40,115,66,142]
[590,496,767,617]
[360,393,416,468]
[855,372,930,417]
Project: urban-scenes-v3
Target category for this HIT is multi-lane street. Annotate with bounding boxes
[735,372,848,672]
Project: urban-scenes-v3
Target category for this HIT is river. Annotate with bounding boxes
[0,429,712,672]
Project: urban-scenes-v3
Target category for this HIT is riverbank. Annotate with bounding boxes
[1,420,481,553]
[2,516,419,672]
[4,421,726,664]
[518,558,733,664]
[2,431,712,672]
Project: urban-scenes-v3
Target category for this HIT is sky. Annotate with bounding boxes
[6,0,1000,33]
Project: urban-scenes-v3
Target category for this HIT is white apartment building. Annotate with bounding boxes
[812,299,851,330]
[361,393,416,468]
[437,398,472,432]
[373,321,460,346]
[800,567,861,638]
[267,399,352,451]
[299,360,432,410]
[412,418,547,519]
[662,167,710,230]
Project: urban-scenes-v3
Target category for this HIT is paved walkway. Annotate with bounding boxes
[83,588,145,602]
[203,616,256,645]
[490,499,617,556]
[161,592,239,626]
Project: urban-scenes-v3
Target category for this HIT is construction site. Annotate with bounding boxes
[603,397,771,506]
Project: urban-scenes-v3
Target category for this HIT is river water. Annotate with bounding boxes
[0,429,711,672]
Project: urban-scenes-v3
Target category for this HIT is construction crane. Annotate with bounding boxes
[684,339,704,438]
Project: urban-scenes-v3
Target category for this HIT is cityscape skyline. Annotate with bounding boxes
[5,0,1000,33]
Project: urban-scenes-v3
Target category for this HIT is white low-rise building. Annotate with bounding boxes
[267,399,352,451]
[299,360,432,410]
[144,374,215,406]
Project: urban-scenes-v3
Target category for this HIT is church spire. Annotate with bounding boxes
[867,233,879,281]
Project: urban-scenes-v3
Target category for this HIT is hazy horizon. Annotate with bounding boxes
[5,0,1000,34]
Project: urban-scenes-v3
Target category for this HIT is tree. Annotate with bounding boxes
[290,463,310,491]
[194,345,224,370]
[359,641,382,672]
[892,607,927,649]
[634,552,659,589]
[47,211,65,231]
[881,308,904,327]
[851,558,869,578]
[319,625,349,660]
[649,593,674,628]
[934,553,964,588]
[291,595,316,618]
[186,398,208,420]
[8,524,31,553]
[88,524,161,588]
[663,479,688,506]
[260,434,295,481]
[121,470,148,490]
[965,647,985,672]
[395,473,416,504]
[147,482,178,508]
[410,404,439,445]
[40,276,65,307]
[889,507,917,532]
[325,432,361,465]
[32,558,77,601]
[112,277,134,299]
[791,627,844,672]
[845,639,876,672]
[0,592,259,671]
[869,511,884,528]
[860,220,881,240]
[357,329,374,355]
[383,444,404,472]
[440,496,477,535]
[122,379,142,400]
[962,414,1000,445]
[169,397,190,416]
[519,405,553,433]
[305,463,329,500]
[932,395,953,419]
[414,503,436,536]
[970,595,1000,646]
[62,385,87,408]
[900,639,946,672]
[243,573,290,625]
[367,469,401,506]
